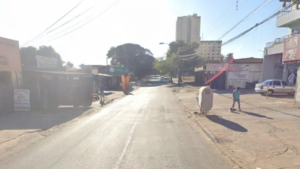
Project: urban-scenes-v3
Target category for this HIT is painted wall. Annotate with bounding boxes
[206,63,263,89]
[262,54,282,81]
[226,64,263,89]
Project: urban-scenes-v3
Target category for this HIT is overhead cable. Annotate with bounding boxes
[222,1,298,46]
[21,0,84,46]
[39,0,122,43]
[218,0,269,40]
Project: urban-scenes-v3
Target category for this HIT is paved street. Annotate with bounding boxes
[0,85,233,169]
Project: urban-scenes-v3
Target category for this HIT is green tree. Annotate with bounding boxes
[65,61,74,68]
[166,40,199,58]
[106,43,155,78]
[20,46,64,69]
[20,46,37,67]
[154,54,178,77]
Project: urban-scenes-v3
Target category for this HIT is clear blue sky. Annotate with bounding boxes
[0,0,288,66]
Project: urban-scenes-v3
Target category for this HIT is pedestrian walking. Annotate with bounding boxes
[231,87,241,111]
[99,84,106,104]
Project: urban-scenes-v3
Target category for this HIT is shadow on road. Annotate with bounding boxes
[0,107,92,130]
[241,111,273,119]
[206,115,248,132]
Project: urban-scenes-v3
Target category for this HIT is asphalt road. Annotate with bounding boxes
[0,85,233,169]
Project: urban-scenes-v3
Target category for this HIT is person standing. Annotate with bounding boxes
[99,84,106,103]
[232,87,241,111]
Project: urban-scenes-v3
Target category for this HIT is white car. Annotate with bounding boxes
[255,79,295,96]
[160,77,171,83]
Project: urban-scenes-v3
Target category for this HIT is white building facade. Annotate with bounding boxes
[199,41,222,61]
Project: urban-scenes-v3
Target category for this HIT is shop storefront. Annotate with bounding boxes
[0,37,22,113]
[282,35,300,102]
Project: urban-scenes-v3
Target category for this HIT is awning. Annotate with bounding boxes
[23,69,91,76]
[195,67,205,72]
[97,73,113,77]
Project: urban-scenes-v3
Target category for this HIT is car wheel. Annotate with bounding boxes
[268,90,274,96]
[260,93,265,96]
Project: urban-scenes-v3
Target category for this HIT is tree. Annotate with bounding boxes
[166,40,199,58]
[20,46,37,67]
[154,55,178,77]
[65,61,74,68]
[20,46,64,69]
[224,53,234,62]
[106,43,155,78]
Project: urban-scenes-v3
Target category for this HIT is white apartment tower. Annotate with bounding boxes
[176,14,201,43]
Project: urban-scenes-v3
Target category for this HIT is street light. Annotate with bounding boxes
[159,42,169,45]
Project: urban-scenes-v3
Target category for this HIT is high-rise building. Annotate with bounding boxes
[176,14,201,43]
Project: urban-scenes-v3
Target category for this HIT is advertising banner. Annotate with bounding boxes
[283,35,300,63]
[36,55,58,69]
[228,71,249,80]
[14,89,30,111]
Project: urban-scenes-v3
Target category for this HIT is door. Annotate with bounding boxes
[272,80,282,93]
[281,81,294,93]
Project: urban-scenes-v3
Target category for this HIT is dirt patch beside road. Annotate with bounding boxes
[172,84,300,169]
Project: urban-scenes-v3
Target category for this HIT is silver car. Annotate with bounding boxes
[255,79,295,96]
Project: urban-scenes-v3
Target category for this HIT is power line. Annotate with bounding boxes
[203,0,236,34]
[25,6,94,45]
[21,0,84,46]
[206,0,249,39]
[218,0,270,40]
[222,1,299,46]
[33,0,122,44]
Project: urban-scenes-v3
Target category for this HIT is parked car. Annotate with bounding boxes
[255,79,295,96]
[160,77,171,83]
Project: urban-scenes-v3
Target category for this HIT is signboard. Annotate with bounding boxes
[14,89,30,111]
[206,63,249,72]
[295,67,300,102]
[283,35,300,63]
[108,65,128,75]
[0,37,22,71]
[206,63,227,71]
[36,55,58,69]
[228,71,249,80]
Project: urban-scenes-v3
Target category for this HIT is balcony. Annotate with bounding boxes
[265,32,300,55]
[277,4,300,27]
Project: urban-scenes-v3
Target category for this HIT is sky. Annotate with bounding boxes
[0,0,289,67]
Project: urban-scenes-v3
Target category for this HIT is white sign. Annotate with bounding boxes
[36,55,58,69]
[228,71,249,80]
[14,89,30,111]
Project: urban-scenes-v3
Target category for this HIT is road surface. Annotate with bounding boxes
[0,85,233,169]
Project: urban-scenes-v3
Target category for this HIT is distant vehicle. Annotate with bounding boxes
[255,79,295,96]
[160,77,171,83]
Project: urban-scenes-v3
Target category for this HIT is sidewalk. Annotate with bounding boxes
[173,85,300,169]
[0,89,129,162]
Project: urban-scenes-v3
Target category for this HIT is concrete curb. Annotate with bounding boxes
[188,113,248,169]
[189,112,217,143]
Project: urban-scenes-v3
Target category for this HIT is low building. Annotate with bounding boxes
[199,41,222,62]
[81,65,127,92]
[0,37,22,113]
[204,58,263,89]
